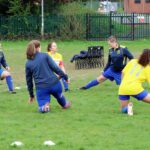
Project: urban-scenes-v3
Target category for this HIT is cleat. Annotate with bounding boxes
[10,91,16,94]
[44,104,50,112]
[63,101,71,109]
[64,89,71,92]
[80,86,87,90]
[64,89,69,92]
[39,103,50,113]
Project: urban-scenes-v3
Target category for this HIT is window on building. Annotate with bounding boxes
[134,0,141,3]
[145,0,150,3]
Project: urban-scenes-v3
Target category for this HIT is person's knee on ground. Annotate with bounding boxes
[39,103,50,113]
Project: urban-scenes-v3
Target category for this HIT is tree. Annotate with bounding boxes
[8,0,31,16]
[0,0,90,15]
[0,0,9,14]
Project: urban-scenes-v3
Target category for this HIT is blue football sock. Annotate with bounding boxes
[85,79,99,89]
[121,107,128,113]
[62,78,68,90]
[6,75,14,91]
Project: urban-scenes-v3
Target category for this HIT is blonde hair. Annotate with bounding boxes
[107,36,118,43]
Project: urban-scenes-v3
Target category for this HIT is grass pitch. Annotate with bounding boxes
[0,39,149,150]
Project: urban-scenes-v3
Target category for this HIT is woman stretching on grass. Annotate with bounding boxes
[119,49,150,114]
[80,36,134,90]
[47,42,69,92]
[0,43,16,94]
[25,40,71,113]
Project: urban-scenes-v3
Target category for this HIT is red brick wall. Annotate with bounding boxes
[124,0,150,13]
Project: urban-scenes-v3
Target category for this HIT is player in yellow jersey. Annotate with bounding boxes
[47,42,69,92]
[119,49,150,114]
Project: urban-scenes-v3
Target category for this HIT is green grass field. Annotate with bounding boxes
[0,39,149,150]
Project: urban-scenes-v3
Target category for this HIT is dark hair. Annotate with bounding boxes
[47,42,56,52]
[138,49,150,67]
[31,40,40,49]
[26,40,40,60]
[47,42,52,52]
[26,42,35,60]
[107,35,118,43]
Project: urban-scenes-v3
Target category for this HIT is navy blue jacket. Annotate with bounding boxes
[104,45,134,72]
[0,51,8,69]
[25,52,68,97]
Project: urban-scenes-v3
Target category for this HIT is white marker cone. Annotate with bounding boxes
[44,140,55,146]
[11,141,23,147]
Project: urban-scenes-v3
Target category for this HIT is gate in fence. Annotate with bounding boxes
[86,13,150,40]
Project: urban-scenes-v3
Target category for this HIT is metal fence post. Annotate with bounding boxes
[41,0,44,39]
[109,12,112,36]
[132,13,135,40]
[86,13,90,40]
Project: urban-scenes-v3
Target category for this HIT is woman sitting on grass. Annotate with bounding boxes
[119,49,150,114]
[25,40,71,113]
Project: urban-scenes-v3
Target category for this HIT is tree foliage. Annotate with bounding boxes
[0,0,90,15]
[8,0,31,16]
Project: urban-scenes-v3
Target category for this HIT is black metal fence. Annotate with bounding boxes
[0,13,149,40]
[86,13,150,40]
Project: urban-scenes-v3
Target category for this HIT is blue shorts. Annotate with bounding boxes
[103,67,121,85]
[36,81,67,108]
[119,90,148,101]
[0,68,4,77]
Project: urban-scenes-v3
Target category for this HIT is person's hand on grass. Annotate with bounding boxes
[28,97,35,104]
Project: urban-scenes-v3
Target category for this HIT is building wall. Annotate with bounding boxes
[124,0,150,13]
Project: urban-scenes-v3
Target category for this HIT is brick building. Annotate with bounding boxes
[124,0,150,13]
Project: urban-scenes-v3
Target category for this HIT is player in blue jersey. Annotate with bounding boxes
[0,43,16,93]
[25,40,71,113]
[80,36,134,90]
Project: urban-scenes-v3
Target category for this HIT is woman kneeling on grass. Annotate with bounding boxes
[119,49,150,114]
[25,40,71,113]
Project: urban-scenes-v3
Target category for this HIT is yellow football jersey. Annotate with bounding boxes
[119,59,150,95]
[48,52,63,66]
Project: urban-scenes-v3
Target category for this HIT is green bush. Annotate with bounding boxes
[58,1,96,15]
[54,2,96,40]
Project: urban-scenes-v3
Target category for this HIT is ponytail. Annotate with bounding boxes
[26,42,36,60]
[26,40,40,60]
